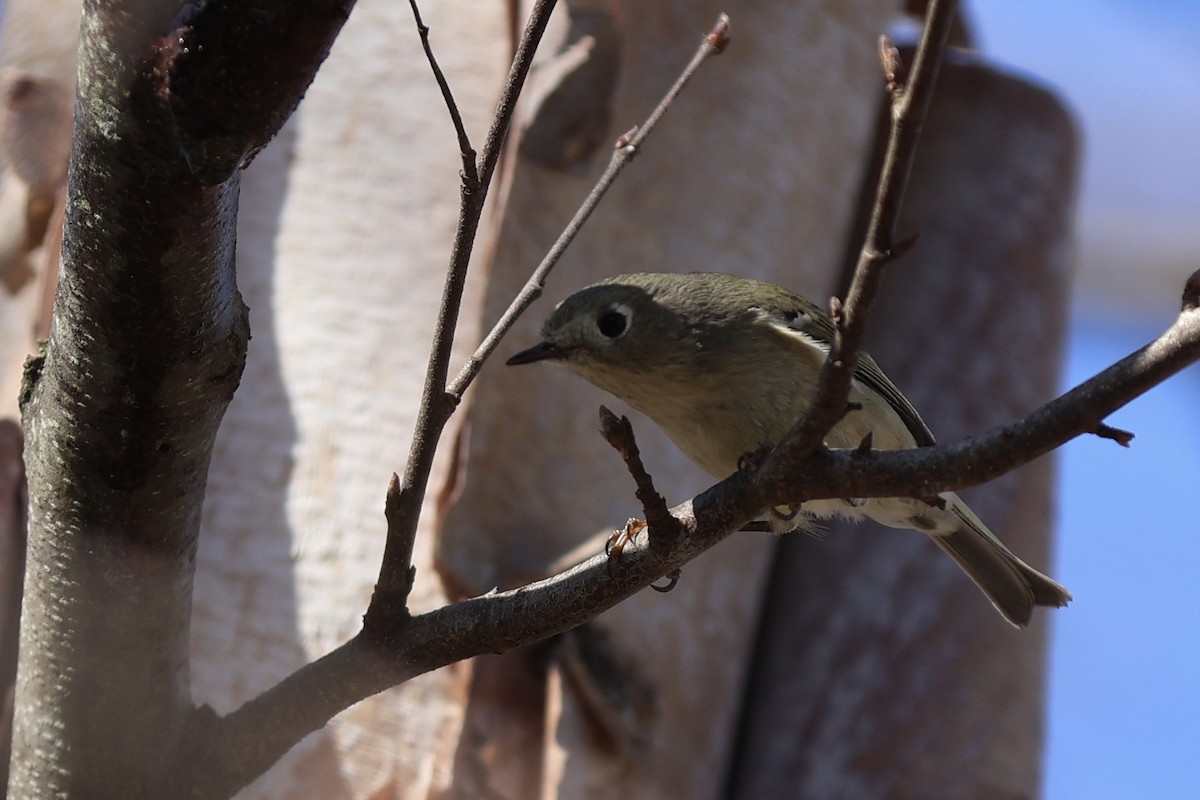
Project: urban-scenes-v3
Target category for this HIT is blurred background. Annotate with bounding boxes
[971,2,1200,797]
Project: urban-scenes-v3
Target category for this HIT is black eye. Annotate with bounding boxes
[597,310,628,339]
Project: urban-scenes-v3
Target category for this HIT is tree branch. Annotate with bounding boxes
[448,14,731,400]
[187,543,686,798]
[370,8,727,616]
[195,13,732,789]
[778,0,957,456]
[11,1,358,796]
[407,0,478,186]
[598,405,678,544]
[140,0,357,184]
[757,277,1200,505]
[190,264,1200,798]
[368,0,559,613]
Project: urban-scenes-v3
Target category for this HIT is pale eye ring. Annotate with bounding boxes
[597,309,628,339]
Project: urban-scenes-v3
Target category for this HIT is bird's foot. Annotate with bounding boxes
[605,518,647,563]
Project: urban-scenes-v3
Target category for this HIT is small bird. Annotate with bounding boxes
[506,271,1071,626]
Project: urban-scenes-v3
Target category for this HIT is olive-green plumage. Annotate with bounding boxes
[508,272,1070,626]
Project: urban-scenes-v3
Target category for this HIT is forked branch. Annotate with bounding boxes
[776,0,958,459]
[369,0,558,615]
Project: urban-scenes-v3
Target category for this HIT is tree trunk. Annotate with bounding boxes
[727,58,1078,799]
[10,1,249,794]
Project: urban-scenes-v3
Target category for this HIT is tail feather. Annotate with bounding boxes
[771,492,1071,626]
[932,494,1071,627]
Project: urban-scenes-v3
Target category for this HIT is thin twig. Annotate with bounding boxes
[448,13,732,400]
[879,34,904,96]
[771,0,957,466]
[787,281,1200,502]
[598,406,680,547]
[408,0,478,186]
[369,0,559,613]
[477,0,560,189]
[1092,422,1134,447]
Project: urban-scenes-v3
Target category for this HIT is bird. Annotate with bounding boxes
[506,271,1071,626]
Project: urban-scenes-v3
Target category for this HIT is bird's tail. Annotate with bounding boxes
[930,493,1071,627]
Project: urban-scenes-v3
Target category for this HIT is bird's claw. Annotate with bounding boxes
[772,504,801,521]
[651,569,681,592]
[606,520,680,592]
[606,518,647,569]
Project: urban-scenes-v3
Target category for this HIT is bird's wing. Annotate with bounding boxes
[852,354,937,447]
[752,288,937,448]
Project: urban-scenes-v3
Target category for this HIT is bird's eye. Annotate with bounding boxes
[597,310,628,339]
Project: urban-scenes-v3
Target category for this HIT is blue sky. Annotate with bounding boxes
[971,2,1200,797]
[1050,322,1200,799]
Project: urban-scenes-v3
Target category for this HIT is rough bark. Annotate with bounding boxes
[8,0,355,795]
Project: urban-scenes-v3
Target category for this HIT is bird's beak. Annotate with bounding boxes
[506,340,565,366]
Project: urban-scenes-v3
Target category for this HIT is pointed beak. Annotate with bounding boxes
[506,340,566,366]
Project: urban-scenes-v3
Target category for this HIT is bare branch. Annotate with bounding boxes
[477,0,560,189]
[775,0,957,460]
[187,535,697,798]
[13,1,358,794]
[762,276,1200,504]
[1092,422,1134,447]
[598,406,679,547]
[140,0,358,184]
[448,13,732,400]
[194,264,1200,798]
[598,408,682,592]
[407,0,478,186]
[370,0,559,609]
[362,476,414,634]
